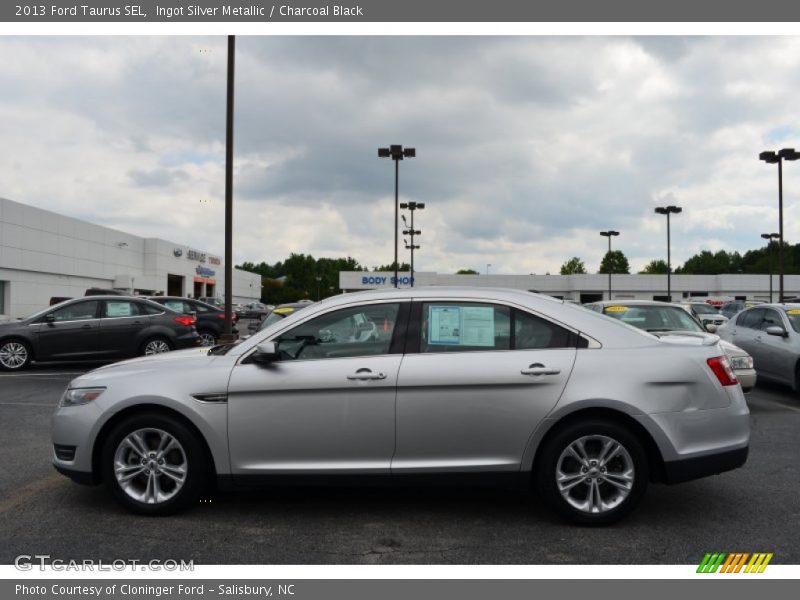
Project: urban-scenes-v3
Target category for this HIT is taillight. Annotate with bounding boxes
[174,315,196,327]
[707,356,738,386]
[217,313,237,322]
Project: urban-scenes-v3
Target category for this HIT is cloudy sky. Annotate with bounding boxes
[1,36,800,274]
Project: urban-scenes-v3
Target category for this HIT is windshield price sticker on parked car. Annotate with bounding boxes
[428,305,495,346]
[605,306,629,313]
[786,309,800,315]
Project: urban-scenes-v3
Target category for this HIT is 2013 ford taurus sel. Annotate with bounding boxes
[51,287,750,524]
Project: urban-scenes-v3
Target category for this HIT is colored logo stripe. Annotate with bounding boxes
[697,552,773,573]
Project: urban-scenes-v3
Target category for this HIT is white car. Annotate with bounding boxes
[676,302,728,333]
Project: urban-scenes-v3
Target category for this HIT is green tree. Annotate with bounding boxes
[560,257,587,275]
[598,250,630,274]
[373,262,411,272]
[455,268,480,275]
[639,259,670,274]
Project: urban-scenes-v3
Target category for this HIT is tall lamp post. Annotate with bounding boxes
[378,144,416,288]
[599,230,620,300]
[759,148,800,302]
[222,34,236,342]
[486,263,492,275]
[761,232,780,303]
[654,205,682,301]
[401,201,424,288]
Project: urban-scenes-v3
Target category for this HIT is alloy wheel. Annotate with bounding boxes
[555,434,635,515]
[113,428,187,505]
[0,342,28,369]
[144,339,170,355]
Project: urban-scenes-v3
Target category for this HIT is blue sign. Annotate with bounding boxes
[362,275,414,286]
[196,266,216,278]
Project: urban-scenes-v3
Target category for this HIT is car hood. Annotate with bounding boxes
[74,347,215,383]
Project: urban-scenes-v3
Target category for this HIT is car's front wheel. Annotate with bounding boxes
[0,339,32,371]
[101,413,208,515]
[535,419,648,525]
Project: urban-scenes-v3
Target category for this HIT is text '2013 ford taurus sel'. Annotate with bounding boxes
[51,288,749,524]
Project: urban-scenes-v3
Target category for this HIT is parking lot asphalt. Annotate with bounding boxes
[1,361,798,565]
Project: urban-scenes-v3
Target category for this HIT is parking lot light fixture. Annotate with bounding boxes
[761,232,781,303]
[378,144,416,288]
[486,263,492,275]
[599,230,620,300]
[401,201,424,288]
[760,148,800,302]
[654,205,682,301]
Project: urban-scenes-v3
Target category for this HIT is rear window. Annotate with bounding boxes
[602,305,704,333]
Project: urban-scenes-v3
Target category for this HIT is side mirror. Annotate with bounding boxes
[705,323,718,333]
[251,341,279,365]
[765,325,787,338]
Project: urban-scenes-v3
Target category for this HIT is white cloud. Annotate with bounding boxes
[1,36,799,275]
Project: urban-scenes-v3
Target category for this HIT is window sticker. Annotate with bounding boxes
[428,305,495,347]
[107,302,133,317]
[786,309,800,315]
[605,306,629,313]
[165,301,184,313]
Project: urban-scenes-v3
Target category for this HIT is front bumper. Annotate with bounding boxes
[663,445,748,484]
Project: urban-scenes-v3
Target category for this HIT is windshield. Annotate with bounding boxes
[784,308,800,333]
[691,303,718,315]
[258,309,293,331]
[602,305,705,333]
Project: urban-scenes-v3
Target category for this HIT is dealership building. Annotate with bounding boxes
[339,270,800,303]
[0,197,261,320]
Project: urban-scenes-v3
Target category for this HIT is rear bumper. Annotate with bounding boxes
[663,445,749,484]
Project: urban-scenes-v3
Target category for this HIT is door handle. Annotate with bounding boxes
[521,363,561,376]
[347,368,387,381]
[81,324,92,329]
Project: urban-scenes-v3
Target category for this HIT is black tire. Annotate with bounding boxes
[101,412,209,515]
[140,336,173,356]
[535,419,648,525]
[0,339,33,371]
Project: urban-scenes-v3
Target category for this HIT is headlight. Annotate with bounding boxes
[729,356,754,370]
[59,387,106,407]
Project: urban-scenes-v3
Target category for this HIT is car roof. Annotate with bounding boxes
[587,300,677,307]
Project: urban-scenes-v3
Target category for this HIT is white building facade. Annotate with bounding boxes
[339,271,800,303]
[0,197,261,320]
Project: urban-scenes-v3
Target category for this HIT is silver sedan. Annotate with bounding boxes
[716,303,800,390]
[52,288,749,525]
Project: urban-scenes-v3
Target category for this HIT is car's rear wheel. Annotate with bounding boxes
[0,339,32,371]
[101,413,207,515]
[535,419,648,525]
[141,337,172,356]
[197,330,216,347]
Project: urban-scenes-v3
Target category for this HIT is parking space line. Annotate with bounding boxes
[0,474,65,515]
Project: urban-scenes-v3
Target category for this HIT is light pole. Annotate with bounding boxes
[378,144,416,288]
[401,201,424,288]
[599,230,620,300]
[315,276,322,301]
[222,34,236,342]
[654,205,682,301]
[486,263,492,275]
[760,148,800,302]
[761,232,780,303]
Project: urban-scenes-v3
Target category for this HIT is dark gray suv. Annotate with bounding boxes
[0,296,200,371]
